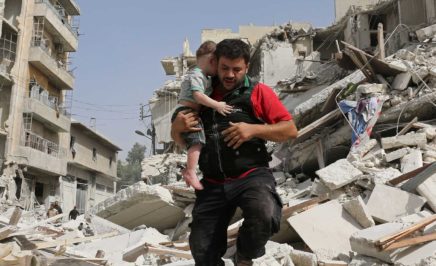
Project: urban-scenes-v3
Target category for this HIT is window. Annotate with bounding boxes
[92,148,97,161]
[70,136,76,159]
[109,156,113,167]
[96,183,105,191]
[107,186,114,193]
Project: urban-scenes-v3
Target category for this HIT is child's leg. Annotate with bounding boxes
[183,143,204,190]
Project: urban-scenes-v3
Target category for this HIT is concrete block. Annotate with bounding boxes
[388,60,408,72]
[385,148,409,162]
[357,84,386,94]
[289,249,317,266]
[368,167,402,184]
[92,182,185,230]
[366,184,427,223]
[401,162,436,193]
[400,149,423,173]
[316,159,362,190]
[349,254,389,266]
[416,24,436,42]
[416,173,436,212]
[392,72,412,91]
[287,200,362,260]
[423,127,436,140]
[343,196,375,228]
[381,133,427,150]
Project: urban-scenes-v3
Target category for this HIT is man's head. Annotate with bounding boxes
[215,39,250,91]
[196,40,217,76]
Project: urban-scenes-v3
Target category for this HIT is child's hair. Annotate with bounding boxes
[196,40,216,59]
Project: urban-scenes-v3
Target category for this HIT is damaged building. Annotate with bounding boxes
[1,0,436,265]
[0,0,121,217]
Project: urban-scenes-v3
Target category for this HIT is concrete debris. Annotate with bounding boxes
[343,196,375,228]
[416,173,436,212]
[315,159,363,190]
[366,184,427,223]
[381,133,428,150]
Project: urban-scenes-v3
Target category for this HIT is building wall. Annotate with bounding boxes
[69,125,118,178]
[201,28,239,44]
[0,86,11,131]
[335,0,389,21]
[4,0,22,28]
[239,25,277,44]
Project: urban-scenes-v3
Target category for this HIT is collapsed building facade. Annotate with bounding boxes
[0,0,121,217]
[1,0,436,265]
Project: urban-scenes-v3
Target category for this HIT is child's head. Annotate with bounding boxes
[196,41,217,76]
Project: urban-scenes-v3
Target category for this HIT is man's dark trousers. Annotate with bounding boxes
[189,167,283,266]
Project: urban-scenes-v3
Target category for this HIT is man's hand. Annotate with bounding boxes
[171,110,201,147]
[222,122,256,149]
[173,110,201,133]
[215,102,233,116]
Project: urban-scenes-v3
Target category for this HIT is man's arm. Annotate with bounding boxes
[222,120,297,149]
[170,110,201,147]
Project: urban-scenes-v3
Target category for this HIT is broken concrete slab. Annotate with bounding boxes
[416,173,436,212]
[356,84,386,95]
[92,182,185,231]
[315,159,362,190]
[401,162,436,193]
[368,167,402,184]
[349,254,389,266]
[366,184,427,223]
[287,200,362,260]
[416,24,436,42]
[343,196,375,228]
[381,133,427,150]
[385,148,409,162]
[392,72,412,91]
[400,149,423,173]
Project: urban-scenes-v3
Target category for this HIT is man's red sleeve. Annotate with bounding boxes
[251,84,293,124]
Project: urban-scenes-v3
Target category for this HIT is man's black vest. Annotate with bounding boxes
[199,77,271,179]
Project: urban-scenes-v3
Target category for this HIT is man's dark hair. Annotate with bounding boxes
[215,39,250,64]
[196,40,216,58]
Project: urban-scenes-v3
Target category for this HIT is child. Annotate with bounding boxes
[172,41,232,190]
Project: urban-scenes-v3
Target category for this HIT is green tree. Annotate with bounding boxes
[117,143,146,189]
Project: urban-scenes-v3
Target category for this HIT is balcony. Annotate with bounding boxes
[58,0,81,16]
[0,37,16,84]
[16,130,67,176]
[34,0,79,52]
[28,45,75,89]
[24,93,71,132]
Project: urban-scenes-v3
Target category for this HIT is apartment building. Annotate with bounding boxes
[0,0,120,215]
[62,121,120,215]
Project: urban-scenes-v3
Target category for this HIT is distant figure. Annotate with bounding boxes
[53,201,63,214]
[47,203,58,218]
[69,206,80,220]
[78,222,84,231]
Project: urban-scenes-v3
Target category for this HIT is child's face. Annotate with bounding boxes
[208,55,218,76]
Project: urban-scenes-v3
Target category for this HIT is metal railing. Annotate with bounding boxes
[0,37,17,62]
[28,93,71,118]
[22,130,66,159]
[35,0,79,37]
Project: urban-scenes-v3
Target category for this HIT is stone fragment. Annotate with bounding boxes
[416,23,436,42]
[368,167,402,184]
[349,255,389,266]
[316,159,362,190]
[392,72,412,90]
[356,84,386,94]
[289,249,318,266]
[366,184,426,223]
[400,149,423,173]
[385,148,409,162]
[381,133,427,149]
[343,196,375,228]
[416,173,436,212]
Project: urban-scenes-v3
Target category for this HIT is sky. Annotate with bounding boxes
[72,0,335,160]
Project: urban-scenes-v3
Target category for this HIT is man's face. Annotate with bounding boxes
[217,56,248,91]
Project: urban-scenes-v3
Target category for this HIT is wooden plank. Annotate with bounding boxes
[377,23,385,60]
[383,232,436,251]
[320,87,341,114]
[412,122,434,129]
[376,214,436,247]
[397,117,418,136]
[387,163,432,186]
[0,226,14,241]
[8,207,22,226]
[33,231,118,250]
[343,49,373,81]
[292,109,342,145]
[123,244,192,262]
[282,194,330,218]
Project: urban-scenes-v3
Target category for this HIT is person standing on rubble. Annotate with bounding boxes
[47,203,58,218]
[53,201,63,214]
[171,39,297,265]
[69,206,80,220]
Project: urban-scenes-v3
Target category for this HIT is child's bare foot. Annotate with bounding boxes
[182,169,204,190]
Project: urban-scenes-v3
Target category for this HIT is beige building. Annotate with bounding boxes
[0,0,120,215]
[62,121,121,215]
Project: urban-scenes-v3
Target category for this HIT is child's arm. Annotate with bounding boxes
[193,91,232,116]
